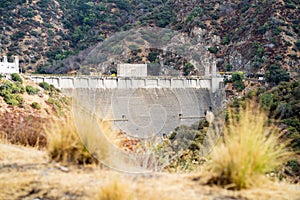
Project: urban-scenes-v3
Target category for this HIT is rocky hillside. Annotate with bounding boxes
[0,0,299,78]
[0,73,70,146]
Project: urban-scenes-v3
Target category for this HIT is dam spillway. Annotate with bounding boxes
[30,76,224,137]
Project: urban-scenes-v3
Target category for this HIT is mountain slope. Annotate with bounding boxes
[0,0,299,78]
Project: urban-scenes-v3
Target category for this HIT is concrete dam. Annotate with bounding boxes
[30,76,224,138]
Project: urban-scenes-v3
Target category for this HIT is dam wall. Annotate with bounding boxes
[30,76,223,92]
[30,75,224,137]
[67,88,216,138]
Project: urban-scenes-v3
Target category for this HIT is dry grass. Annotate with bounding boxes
[0,110,47,147]
[208,103,293,190]
[46,116,97,165]
[98,179,134,200]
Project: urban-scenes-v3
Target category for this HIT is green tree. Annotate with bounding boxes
[231,72,245,91]
[265,65,290,85]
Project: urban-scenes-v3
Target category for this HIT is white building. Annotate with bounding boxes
[117,63,147,77]
[0,55,19,74]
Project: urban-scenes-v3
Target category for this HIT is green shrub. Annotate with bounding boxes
[183,62,194,76]
[39,82,51,91]
[14,83,25,94]
[259,93,274,110]
[26,85,40,95]
[0,80,14,94]
[231,72,245,91]
[208,46,218,54]
[11,73,23,83]
[31,102,41,110]
[4,94,19,106]
[186,7,203,23]
[0,81,24,96]
[15,95,24,105]
[266,65,290,85]
[47,98,62,108]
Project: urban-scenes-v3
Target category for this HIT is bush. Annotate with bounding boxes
[26,85,40,95]
[15,95,24,107]
[208,46,218,54]
[0,81,25,95]
[183,62,194,76]
[31,102,41,110]
[209,103,292,190]
[266,65,290,85]
[46,116,97,165]
[4,94,19,106]
[231,72,245,91]
[14,83,25,94]
[11,73,23,83]
[39,82,52,91]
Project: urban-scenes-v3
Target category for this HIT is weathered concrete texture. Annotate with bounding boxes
[30,76,224,93]
[64,88,218,138]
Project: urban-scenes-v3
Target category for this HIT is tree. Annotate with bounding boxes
[231,72,245,91]
[266,65,290,85]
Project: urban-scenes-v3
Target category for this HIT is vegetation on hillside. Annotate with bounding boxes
[0,0,298,77]
[209,103,292,190]
[0,75,70,147]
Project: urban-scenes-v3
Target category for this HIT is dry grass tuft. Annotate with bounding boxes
[0,111,47,147]
[98,179,134,200]
[46,116,97,165]
[208,103,293,190]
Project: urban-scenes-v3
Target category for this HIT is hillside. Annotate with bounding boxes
[0,73,70,146]
[0,0,299,77]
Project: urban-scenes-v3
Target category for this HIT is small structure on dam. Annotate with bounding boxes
[117,63,147,77]
[30,62,224,138]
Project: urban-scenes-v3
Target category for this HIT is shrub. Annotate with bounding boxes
[4,94,19,106]
[11,73,23,83]
[47,97,62,108]
[183,62,194,76]
[15,95,24,107]
[208,103,292,190]
[231,72,245,91]
[39,82,51,91]
[0,81,25,95]
[266,65,290,85]
[186,7,203,23]
[26,85,40,95]
[208,46,218,54]
[46,116,97,165]
[14,83,25,94]
[31,102,41,110]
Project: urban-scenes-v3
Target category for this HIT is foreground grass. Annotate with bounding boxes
[98,179,134,200]
[209,103,292,190]
[46,116,97,165]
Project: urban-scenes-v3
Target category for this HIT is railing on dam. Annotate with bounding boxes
[29,75,224,92]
